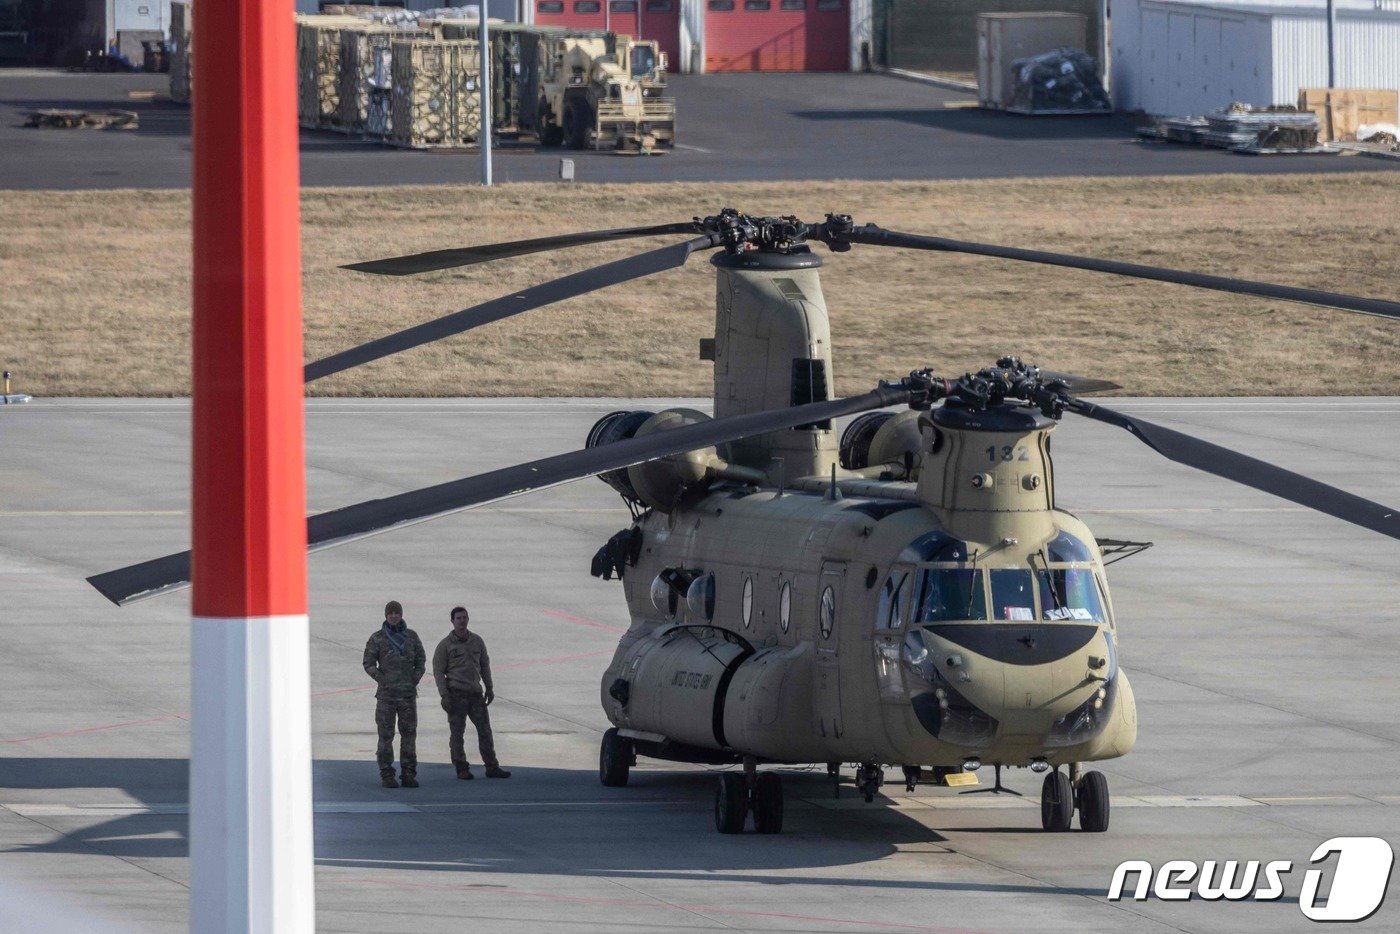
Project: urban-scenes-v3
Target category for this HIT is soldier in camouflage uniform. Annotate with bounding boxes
[433,606,510,780]
[363,600,427,788]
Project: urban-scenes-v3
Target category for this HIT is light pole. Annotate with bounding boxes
[189,0,314,929]
[481,7,493,187]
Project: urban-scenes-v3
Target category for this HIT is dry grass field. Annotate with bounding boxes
[2,174,1397,397]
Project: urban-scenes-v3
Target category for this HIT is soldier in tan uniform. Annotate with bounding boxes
[433,606,510,779]
[363,600,427,788]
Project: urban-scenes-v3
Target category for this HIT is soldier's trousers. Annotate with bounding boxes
[375,696,418,775]
[446,689,498,770]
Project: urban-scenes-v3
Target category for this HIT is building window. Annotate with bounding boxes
[646,0,674,8]
[744,0,771,9]
[815,0,841,8]
[611,0,637,10]
[779,0,805,8]
[538,0,564,11]
[575,0,602,12]
[708,0,735,10]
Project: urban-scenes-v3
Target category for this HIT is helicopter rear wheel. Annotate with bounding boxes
[715,772,747,834]
[1077,770,1110,833]
[599,727,632,787]
[1041,770,1074,832]
[753,772,783,834]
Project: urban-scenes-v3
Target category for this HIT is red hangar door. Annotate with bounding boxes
[704,0,849,72]
[533,0,681,66]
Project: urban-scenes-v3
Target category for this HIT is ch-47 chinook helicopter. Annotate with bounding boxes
[89,210,1400,836]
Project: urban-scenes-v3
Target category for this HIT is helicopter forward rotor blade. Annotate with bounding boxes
[305,234,718,383]
[838,226,1400,321]
[342,222,702,276]
[1070,399,1400,541]
[1041,371,1120,395]
[87,386,912,606]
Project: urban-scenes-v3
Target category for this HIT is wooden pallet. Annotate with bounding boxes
[1298,88,1399,142]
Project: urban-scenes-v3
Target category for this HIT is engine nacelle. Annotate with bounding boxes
[586,407,762,512]
[839,409,923,480]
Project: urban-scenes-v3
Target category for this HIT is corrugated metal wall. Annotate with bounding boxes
[876,0,1101,74]
[1115,0,1400,115]
[1269,12,1400,105]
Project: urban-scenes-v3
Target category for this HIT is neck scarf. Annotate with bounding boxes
[383,620,408,656]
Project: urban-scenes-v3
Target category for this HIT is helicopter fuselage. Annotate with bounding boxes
[599,481,1138,772]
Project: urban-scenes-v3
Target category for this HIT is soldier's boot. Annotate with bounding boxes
[457,767,474,780]
[400,771,418,788]
[485,766,512,779]
[381,771,400,789]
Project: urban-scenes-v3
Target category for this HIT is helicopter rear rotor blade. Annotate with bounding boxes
[342,222,703,276]
[838,225,1400,321]
[86,386,912,606]
[1069,398,1400,541]
[306,234,719,383]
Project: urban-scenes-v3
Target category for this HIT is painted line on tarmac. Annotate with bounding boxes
[0,510,184,517]
[331,875,994,934]
[0,713,186,745]
[539,608,628,634]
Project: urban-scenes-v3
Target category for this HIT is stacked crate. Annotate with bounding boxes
[339,25,436,139]
[168,1,192,104]
[389,40,483,149]
[296,15,366,130]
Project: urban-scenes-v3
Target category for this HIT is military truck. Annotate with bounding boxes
[525,31,675,152]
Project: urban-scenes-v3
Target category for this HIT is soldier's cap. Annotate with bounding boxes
[385,600,403,616]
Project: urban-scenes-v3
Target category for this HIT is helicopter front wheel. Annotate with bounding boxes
[1077,770,1110,832]
[1041,770,1074,832]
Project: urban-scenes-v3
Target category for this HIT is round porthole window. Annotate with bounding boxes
[779,580,792,633]
[819,585,835,639]
[741,576,754,629]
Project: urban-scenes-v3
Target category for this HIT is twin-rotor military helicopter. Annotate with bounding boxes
[90,209,1400,836]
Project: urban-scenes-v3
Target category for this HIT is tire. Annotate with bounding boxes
[1077,770,1110,833]
[753,772,783,834]
[537,101,562,146]
[714,773,747,834]
[1041,770,1074,832]
[564,98,591,150]
[599,727,631,787]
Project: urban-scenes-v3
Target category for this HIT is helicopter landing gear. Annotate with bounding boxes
[902,765,920,792]
[827,761,841,798]
[855,763,884,802]
[714,756,784,834]
[1077,770,1110,833]
[599,727,634,787]
[1041,769,1074,832]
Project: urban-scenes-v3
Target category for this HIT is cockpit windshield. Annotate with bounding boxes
[989,569,1035,620]
[630,46,656,78]
[914,569,986,622]
[1035,567,1106,621]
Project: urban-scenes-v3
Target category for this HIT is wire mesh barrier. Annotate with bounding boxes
[338,26,435,138]
[389,40,483,150]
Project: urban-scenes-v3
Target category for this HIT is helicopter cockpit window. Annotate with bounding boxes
[875,569,911,630]
[1036,567,1106,621]
[989,569,1035,621]
[1046,530,1096,563]
[899,531,969,563]
[914,569,986,622]
[630,45,656,79]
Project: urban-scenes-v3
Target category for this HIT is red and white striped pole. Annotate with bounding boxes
[190,0,314,929]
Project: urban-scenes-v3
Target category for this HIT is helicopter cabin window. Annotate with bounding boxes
[989,569,1035,621]
[778,580,792,633]
[1036,567,1106,621]
[630,44,655,78]
[819,586,835,639]
[875,569,911,630]
[1046,529,1095,563]
[899,531,969,564]
[915,569,986,622]
[741,575,754,629]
